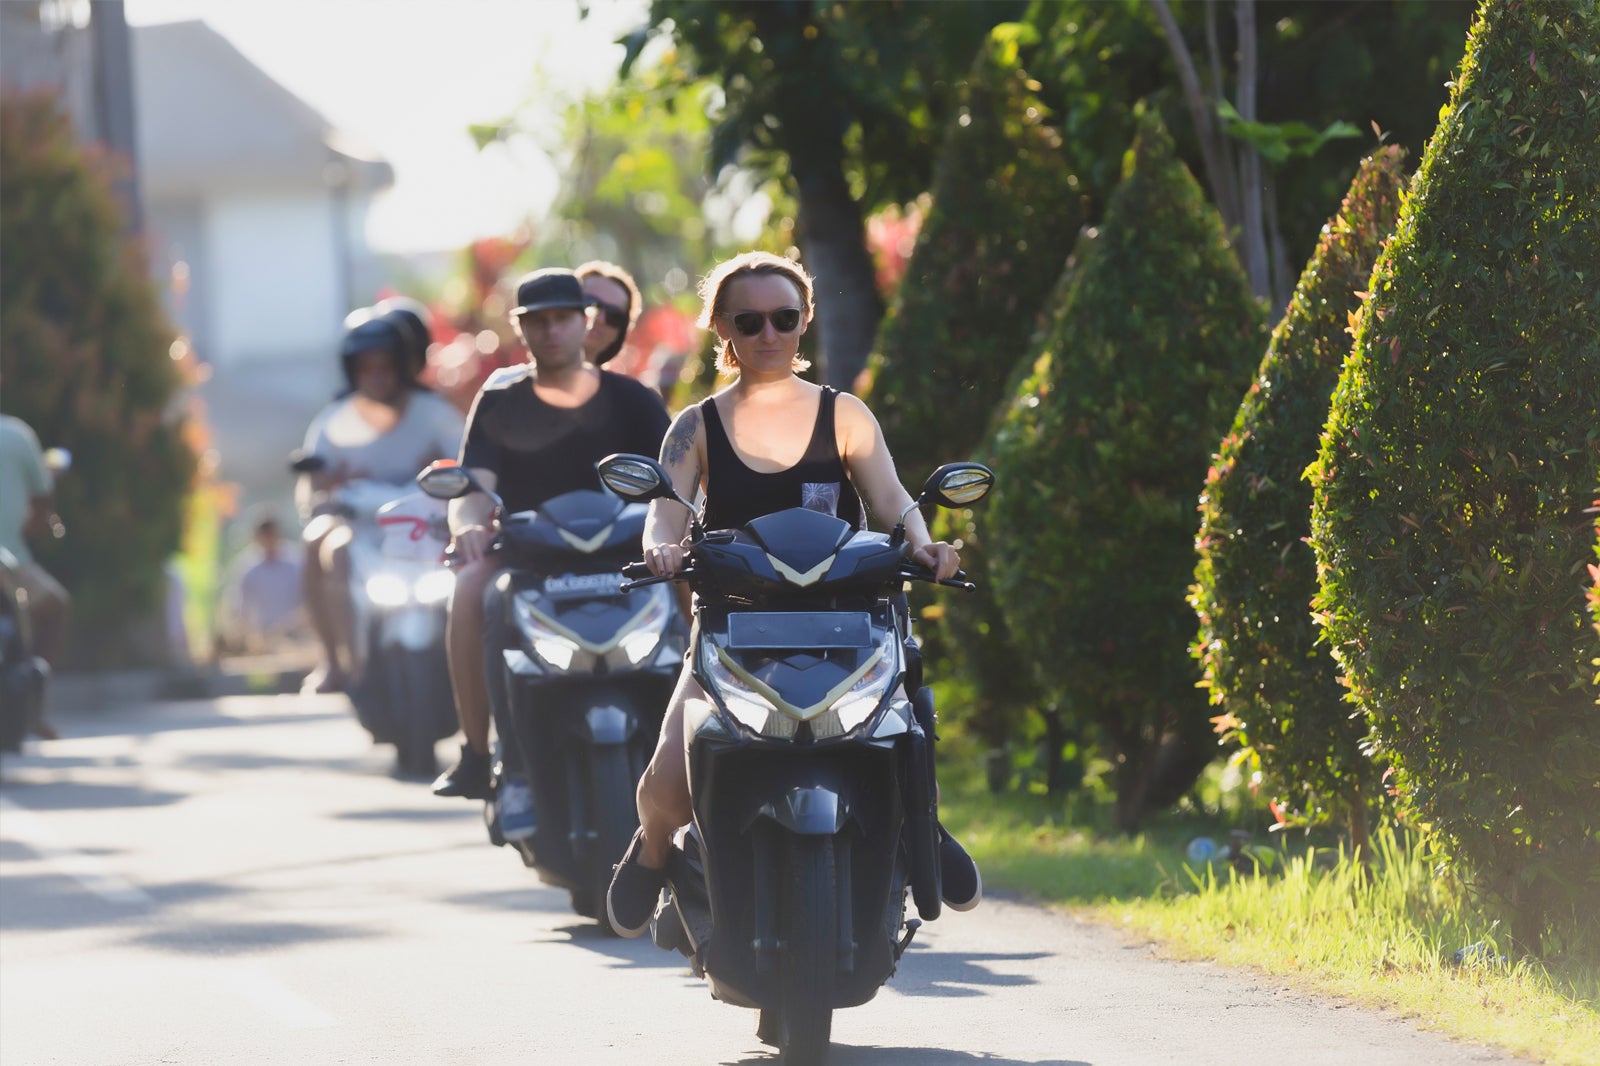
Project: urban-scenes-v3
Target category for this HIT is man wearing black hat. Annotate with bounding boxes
[432,268,671,807]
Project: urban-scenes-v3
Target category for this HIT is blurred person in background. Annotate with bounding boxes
[0,413,68,739]
[576,259,642,371]
[431,267,670,842]
[298,304,464,695]
[216,513,305,656]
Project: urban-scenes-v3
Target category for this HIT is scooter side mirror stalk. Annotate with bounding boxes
[890,463,994,548]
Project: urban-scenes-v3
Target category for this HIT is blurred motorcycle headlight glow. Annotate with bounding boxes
[366,573,411,607]
[608,584,673,666]
[532,636,578,670]
[413,569,455,605]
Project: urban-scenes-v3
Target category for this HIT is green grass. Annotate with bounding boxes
[937,737,1600,1066]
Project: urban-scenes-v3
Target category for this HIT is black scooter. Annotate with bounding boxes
[597,452,993,1066]
[416,461,686,927]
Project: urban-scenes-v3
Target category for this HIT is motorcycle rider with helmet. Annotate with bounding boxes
[430,266,671,843]
[298,302,465,695]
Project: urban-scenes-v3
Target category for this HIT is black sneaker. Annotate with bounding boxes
[431,743,492,800]
[939,825,982,911]
[606,827,666,938]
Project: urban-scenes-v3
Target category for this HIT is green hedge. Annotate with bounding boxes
[865,26,1084,481]
[1190,147,1408,848]
[0,91,194,664]
[1308,0,1600,950]
[984,112,1266,831]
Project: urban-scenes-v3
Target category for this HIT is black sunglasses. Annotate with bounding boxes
[721,307,803,336]
[590,300,629,330]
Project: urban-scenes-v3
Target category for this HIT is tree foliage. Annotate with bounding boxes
[0,91,195,663]
[984,114,1266,831]
[1191,147,1408,848]
[625,0,1025,388]
[1023,0,1472,309]
[1308,0,1600,950]
[865,25,1084,482]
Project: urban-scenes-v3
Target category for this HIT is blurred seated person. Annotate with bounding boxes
[216,514,306,656]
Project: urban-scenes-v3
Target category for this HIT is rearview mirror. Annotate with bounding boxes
[416,460,475,500]
[596,453,673,503]
[923,463,994,508]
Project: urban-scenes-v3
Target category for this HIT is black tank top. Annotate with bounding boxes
[699,386,865,532]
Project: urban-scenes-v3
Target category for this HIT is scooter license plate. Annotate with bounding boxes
[726,611,873,650]
[542,572,626,601]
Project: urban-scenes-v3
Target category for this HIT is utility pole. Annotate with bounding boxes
[90,0,143,234]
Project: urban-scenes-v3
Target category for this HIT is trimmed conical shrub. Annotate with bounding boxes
[866,27,1084,482]
[1,91,195,663]
[1190,147,1408,850]
[985,112,1266,832]
[1308,0,1600,949]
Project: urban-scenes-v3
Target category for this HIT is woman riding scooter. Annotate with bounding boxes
[298,303,464,695]
[605,250,981,938]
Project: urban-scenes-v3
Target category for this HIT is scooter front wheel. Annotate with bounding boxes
[776,834,836,1065]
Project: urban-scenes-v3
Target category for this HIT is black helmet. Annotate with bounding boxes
[338,307,409,392]
[373,295,433,377]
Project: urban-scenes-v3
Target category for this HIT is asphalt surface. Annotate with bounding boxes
[0,687,1524,1065]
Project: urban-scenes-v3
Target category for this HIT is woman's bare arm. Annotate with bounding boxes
[642,405,704,574]
[835,393,959,578]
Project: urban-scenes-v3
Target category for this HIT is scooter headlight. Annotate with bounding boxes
[704,648,791,737]
[512,593,589,673]
[366,573,411,607]
[414,569,455,605]
[605,584,673,668]
[532,636,579,670]
[831,647,898,732]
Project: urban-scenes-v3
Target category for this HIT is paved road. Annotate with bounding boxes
[0,691,1520,1065]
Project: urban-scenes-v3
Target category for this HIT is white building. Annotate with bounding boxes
[132,19,393,368]
[126,20,396,516]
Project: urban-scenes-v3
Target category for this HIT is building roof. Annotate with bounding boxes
[132,20,392,200]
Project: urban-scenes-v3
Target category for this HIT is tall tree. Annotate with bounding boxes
[865,24,1084,481]
[1,90,195,664]
[623,0,1024,388]
[1191,147,1408,853]
[984,113,1266,832]
[1309,0,1600,951]
[860,26,1084,773]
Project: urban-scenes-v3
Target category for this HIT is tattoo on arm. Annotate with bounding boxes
[662,408,699,471]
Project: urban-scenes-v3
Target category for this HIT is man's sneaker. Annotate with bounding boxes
[497,777,537,841]
[431,743,492,800]
[939,824,982,912]
[606,827,666,938]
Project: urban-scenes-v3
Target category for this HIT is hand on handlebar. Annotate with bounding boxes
[644,541,688,578]
[909,540,961,582]
[451,525,495,565]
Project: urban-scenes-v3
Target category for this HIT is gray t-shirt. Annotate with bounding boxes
[298,390,464,519]
[0,415,52,565]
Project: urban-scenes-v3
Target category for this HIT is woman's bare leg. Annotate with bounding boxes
[634,663,699,869]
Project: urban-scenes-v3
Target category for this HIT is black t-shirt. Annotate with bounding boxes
[460,365,671,514]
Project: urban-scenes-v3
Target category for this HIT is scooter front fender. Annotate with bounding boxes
[751,786,846,836]
[584,703,634,746]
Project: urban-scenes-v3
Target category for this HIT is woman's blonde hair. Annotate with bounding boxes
[695,251,814,376]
